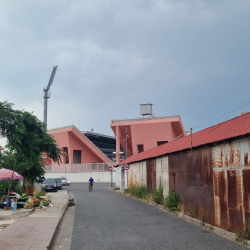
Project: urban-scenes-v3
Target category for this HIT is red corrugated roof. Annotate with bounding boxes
[116,113,250,166]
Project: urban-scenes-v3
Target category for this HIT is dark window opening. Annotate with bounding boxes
[63,147,69,164]
[137,144,144,153]
[73,150,82,163]
[91,163,97,169]
[157,141,168,146]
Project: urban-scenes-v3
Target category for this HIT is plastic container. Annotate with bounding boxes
[4,200,12,207]
[12,203,17,212]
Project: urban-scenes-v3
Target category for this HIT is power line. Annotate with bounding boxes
[191,101,250,131]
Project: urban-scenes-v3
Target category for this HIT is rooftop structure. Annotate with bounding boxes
[111,113,185,163]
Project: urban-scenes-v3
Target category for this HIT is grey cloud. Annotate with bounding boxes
[0,0,250,136]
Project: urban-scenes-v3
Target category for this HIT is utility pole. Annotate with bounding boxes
[190,127,193,149]
[43,65,58,127]
[124,127,129,159]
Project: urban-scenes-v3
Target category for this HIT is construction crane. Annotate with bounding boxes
[43,65,58,127]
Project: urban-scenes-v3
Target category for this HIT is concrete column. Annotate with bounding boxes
[116,126,120,163]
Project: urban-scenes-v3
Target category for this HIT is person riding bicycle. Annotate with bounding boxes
[88,177,94,189]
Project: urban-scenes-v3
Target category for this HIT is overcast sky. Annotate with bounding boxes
[1,0,250,140]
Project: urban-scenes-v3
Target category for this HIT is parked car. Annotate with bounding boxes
[42,179,58,192]
[59,177,70,186]
[55,178,62,190]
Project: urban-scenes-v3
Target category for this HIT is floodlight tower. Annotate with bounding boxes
[43,65,58,127]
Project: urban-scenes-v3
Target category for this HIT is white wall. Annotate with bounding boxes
[117,157,169,195]
[156,156,169,197]
[116,167,121,188]
[45,171,116,183]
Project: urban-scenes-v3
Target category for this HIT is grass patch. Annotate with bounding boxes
[164,190,179,211]
[127,184,147,199]
[34,188,47,197]
[236,219,250,244]
[153,178,164,204]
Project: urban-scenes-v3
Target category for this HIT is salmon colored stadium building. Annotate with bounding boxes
[46,125,112,166]
[110,112,186,163]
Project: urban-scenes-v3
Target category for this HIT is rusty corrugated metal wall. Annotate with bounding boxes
[212,138,250,232]
[146,158,156,193]
[168,137,250,233]
[169,148,215,226]
[124,136,250,233]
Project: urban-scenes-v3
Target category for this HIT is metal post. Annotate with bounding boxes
[64,151,67,177]
[111,170,113,188]
[43,88,48,126]
[190,127,193,149]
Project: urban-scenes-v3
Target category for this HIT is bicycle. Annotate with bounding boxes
[89,183,93,192]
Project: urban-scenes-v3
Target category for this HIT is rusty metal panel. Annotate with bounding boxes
[169,149,215,223]
[146,158,156,193]
[169,172,175,192]
[186,186,196,215]
[195,186,205,219]
[203,149,213,190]
[217,171,229,230]
[178,172,187,203]
[168,154,175,173]
[193,150,203,187]
[212,139,250,232]
[186,152,195,186]
[204,188,215,224]
[227,169,244,232]
[175,153,186,173]
[243,169,250,229]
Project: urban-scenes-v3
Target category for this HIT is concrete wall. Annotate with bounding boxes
[156,156,169,197]
[45,171,116,183]
[115,158,169,195]
[115,166,127,191]
[127,161,146,188]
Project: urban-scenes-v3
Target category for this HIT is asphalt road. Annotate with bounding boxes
[65,184,247,250]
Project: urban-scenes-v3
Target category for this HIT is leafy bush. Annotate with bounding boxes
[35,189,47,197]
[153,178,164,204]
[0,180,20,197]
[164,190,179,211]
[128,184,147,199]
[13,185,23,195]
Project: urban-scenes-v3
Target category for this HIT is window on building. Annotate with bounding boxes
[157,141,168,146]
[137,144,144,153]
[63,147,69,164]
[73,150,82,163]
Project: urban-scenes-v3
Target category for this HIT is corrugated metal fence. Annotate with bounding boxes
[124,137,250,233]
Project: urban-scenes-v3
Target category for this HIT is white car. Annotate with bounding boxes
[59,177,70,186]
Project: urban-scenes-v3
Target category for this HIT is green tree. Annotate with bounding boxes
[0,101,62,208]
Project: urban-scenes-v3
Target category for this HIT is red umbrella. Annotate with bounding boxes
[0,168,23,181]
